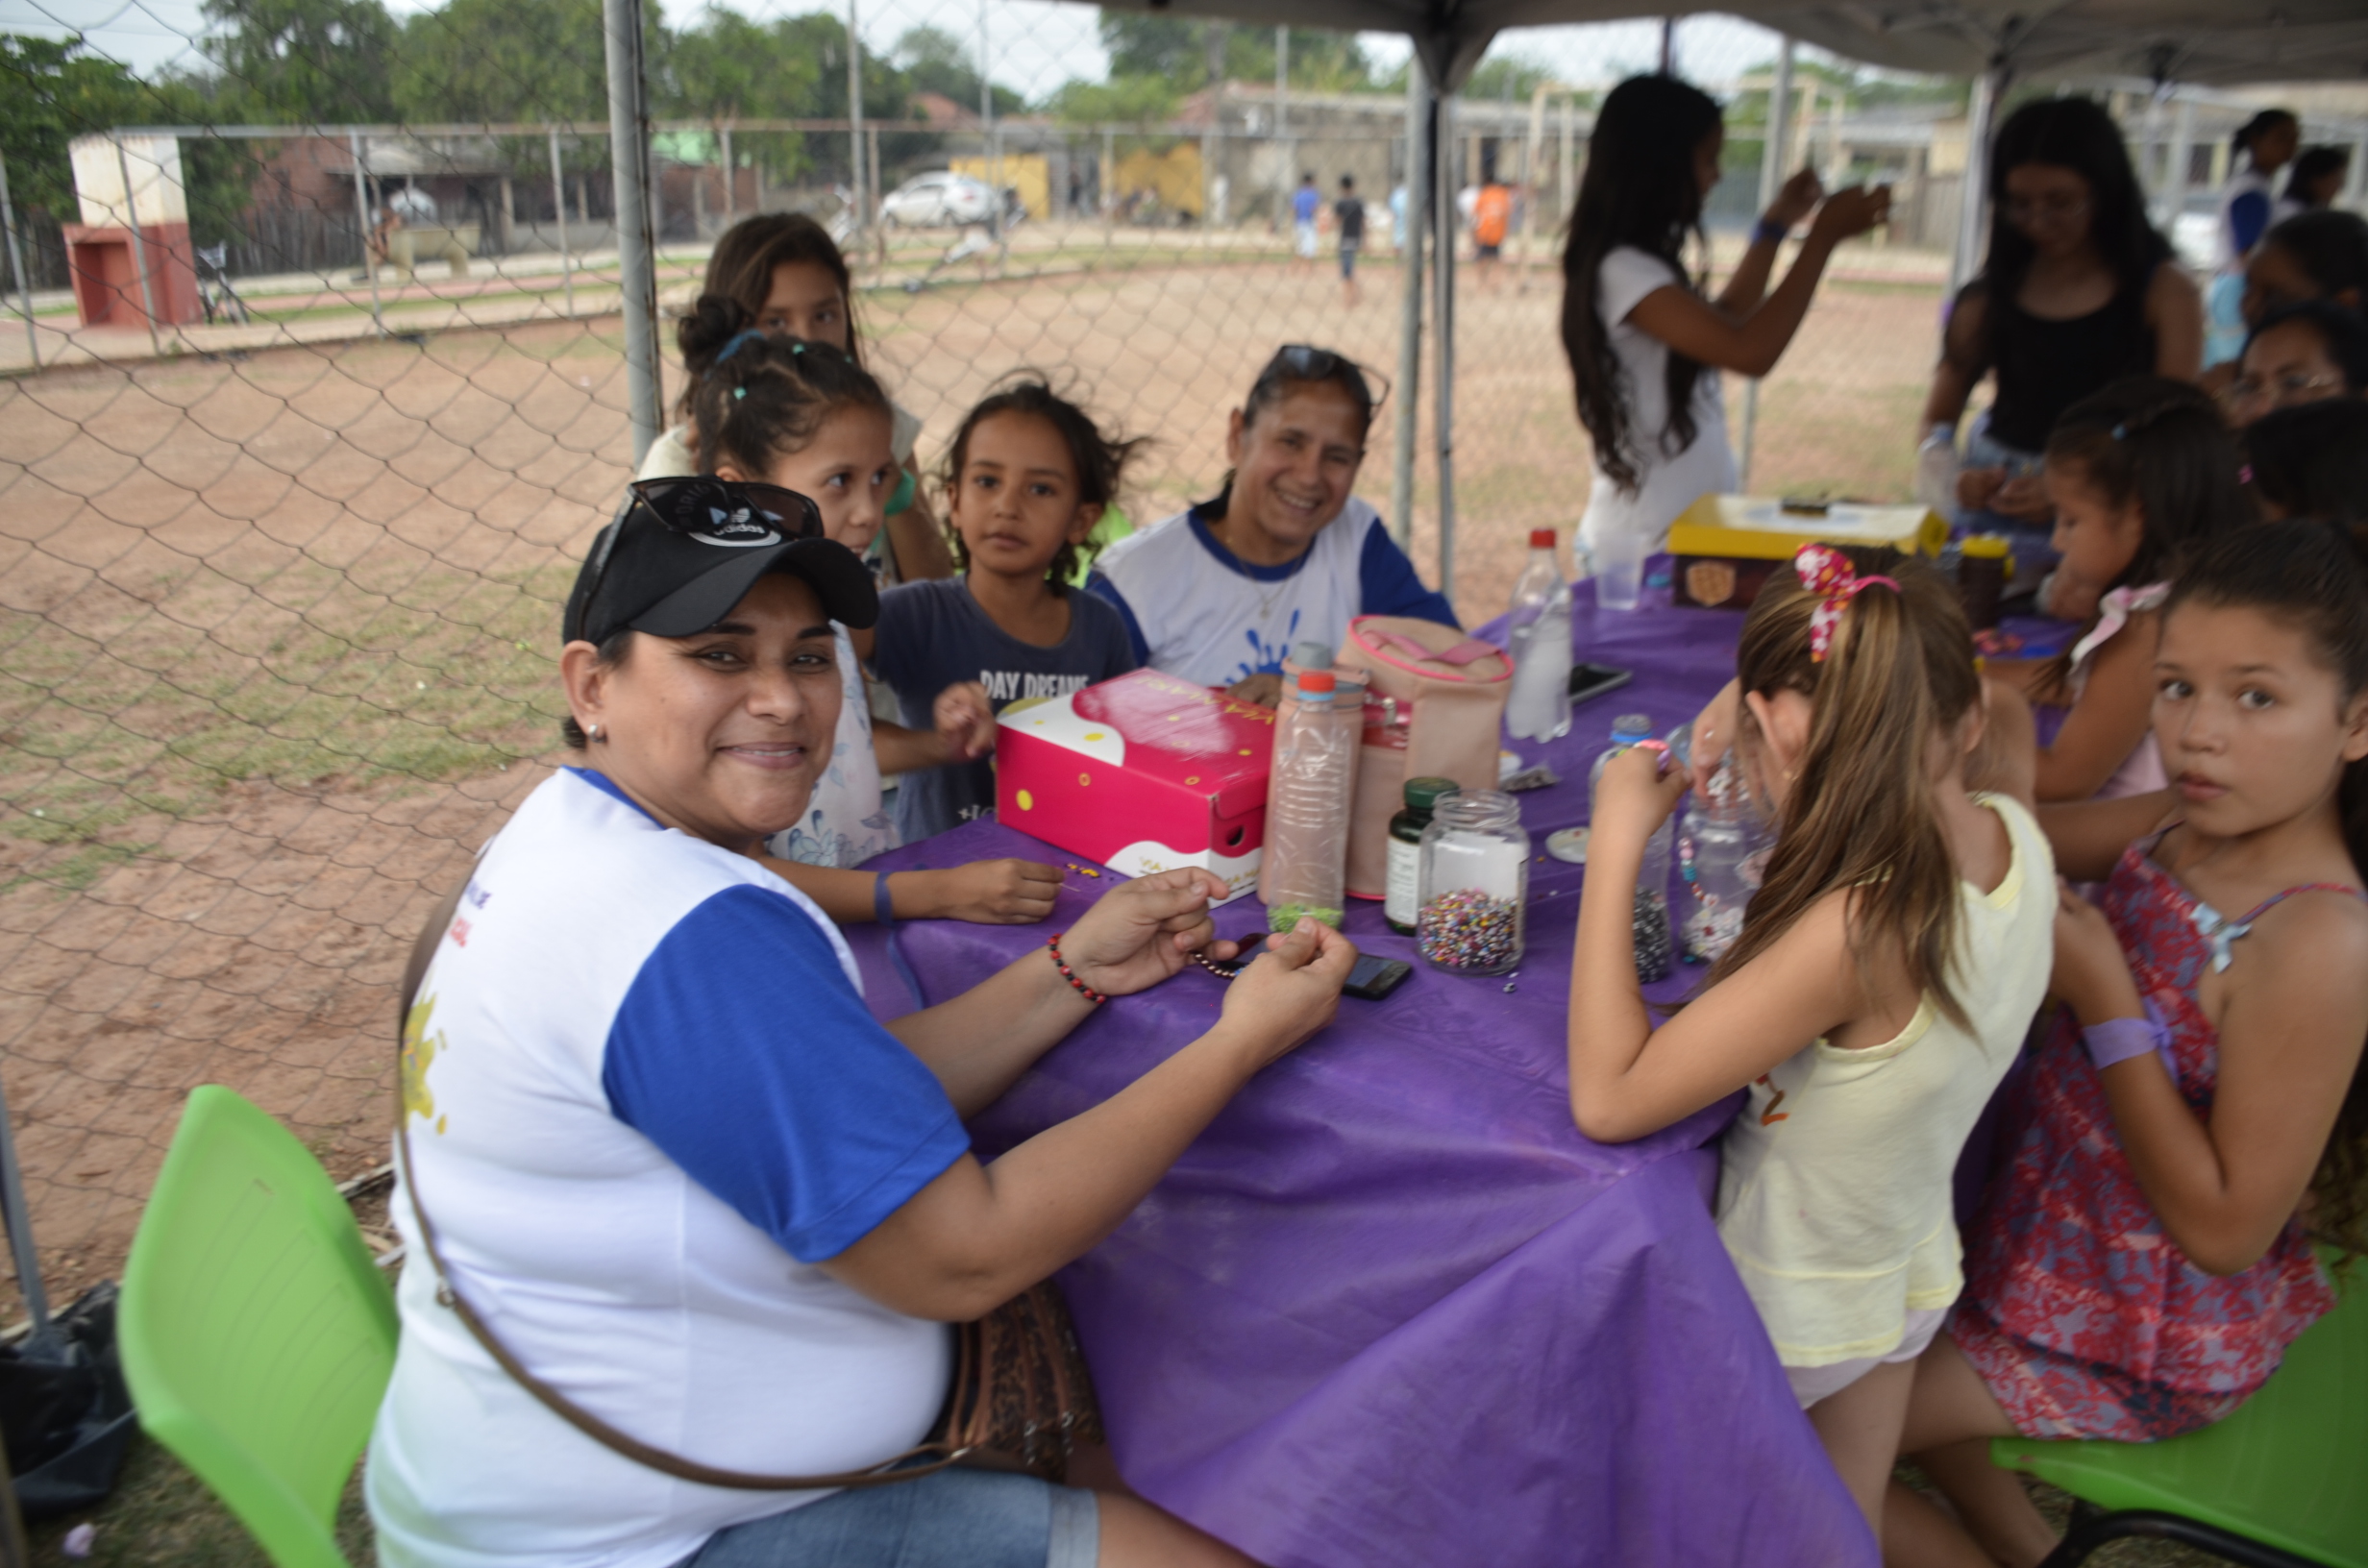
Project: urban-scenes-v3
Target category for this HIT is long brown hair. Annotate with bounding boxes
[681,298,890,480]
[2167,521,2368,1260]
[1706,547,1985,1027]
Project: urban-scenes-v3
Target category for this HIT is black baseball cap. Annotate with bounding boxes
[562,477,879,646]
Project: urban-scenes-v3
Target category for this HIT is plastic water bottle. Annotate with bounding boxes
[1914,422,1959,519]
[1505,528,1574,743]
[1589,713,1676,981]
[1678,752,1760,963]
[1257,669,1357,931]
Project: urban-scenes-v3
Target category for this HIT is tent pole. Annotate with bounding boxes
[1391,61,1430,551]
[1433,86,1457,605]
[1949,66,2003,295]
[1737,36,1794,493]
[605,0,664,462]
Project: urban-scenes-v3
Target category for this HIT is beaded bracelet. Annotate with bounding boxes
[1047,933,1108,1005]
[1752,217,1789,247]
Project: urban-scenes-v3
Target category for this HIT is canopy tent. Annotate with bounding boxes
[1085,0,2368,599]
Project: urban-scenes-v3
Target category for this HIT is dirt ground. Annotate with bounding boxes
[0,248,1946,1319]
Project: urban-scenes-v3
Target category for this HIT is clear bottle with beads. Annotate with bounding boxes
[1589,714,1675,982]
[1417,790,1527,977]
[1678,751,1760,963]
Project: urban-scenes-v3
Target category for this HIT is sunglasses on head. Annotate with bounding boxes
[1261,344,1392,416]
[574,476,826,639]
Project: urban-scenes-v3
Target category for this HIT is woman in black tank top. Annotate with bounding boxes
[1920,98,2203,600]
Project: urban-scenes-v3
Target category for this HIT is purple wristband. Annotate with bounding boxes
[2083,1014,2171,1074]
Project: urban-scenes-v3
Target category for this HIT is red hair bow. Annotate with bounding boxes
[1795,543,1898,662]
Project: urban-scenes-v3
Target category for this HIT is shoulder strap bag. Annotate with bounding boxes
[394,874,1098,1489]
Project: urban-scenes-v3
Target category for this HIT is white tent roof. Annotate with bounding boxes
[1098,0,2368,92]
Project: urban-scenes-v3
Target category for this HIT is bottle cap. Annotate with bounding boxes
[1292,640,1335,670]
[1297,670,1337,695]
[1961,533,2011,559]
[1529,528,1557,550]
[1612,713,1652,742]
[1402,775,1458,812]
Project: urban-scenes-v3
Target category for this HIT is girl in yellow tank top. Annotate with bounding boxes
[1566,544,2056,1535]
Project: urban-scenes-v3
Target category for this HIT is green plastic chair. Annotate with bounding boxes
[119,1086,398,1568]
[1991,1265,2367,1568]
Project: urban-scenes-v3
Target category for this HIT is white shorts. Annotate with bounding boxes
[1295,221,1319,258]
[1786,1303,1951,1409]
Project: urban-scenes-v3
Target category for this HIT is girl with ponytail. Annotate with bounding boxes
[1887,519,2368,1567]
[1568,545,2058,1534]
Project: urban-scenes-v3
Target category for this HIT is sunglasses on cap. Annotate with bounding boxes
[1259,344,1392,416]
[578,475,824,610]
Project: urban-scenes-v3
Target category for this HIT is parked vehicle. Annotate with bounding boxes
[878,172,999,229]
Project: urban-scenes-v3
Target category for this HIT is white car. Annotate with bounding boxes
[878,172,999,229]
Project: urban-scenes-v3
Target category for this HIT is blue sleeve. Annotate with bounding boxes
[601,886,968,1262]
[2230,190,2272,256]
[868,583,921,694]
[1358,523,1461,627]
[1084,572,1150,666]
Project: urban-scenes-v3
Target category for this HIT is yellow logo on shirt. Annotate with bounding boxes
[402,993,449,1136]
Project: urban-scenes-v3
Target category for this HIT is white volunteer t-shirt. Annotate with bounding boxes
[367,769,965,1568]
[1577,246,1737,555]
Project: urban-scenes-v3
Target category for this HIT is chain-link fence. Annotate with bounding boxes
[4,1,2366,1327]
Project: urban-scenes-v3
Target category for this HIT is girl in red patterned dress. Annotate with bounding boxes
[1886,519,2368,1567]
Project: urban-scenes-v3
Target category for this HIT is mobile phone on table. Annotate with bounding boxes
[1344,953,1413,1001]
[1568,663,1633,705]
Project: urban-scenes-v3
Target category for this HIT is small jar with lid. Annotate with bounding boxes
[1386,776,1459,934]
[1416,790,1528,976]
[1957,533,2011,629]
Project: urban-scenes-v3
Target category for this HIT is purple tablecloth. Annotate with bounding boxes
[841,580,1878,1567]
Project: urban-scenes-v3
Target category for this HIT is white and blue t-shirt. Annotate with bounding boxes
[1086,495,1458,688]
[367,768,968,1568]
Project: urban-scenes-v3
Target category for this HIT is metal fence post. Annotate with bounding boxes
[550,128,576,319]
[1433,87,1457,604]
[1737,36,1794,492]
[112,135,164,356]
[349,130,385,334]
[847,0,865,229]
[605,0,665,462]
[1950,67,2003,295]
[1391,62,1429,552]
[0,149,38,371]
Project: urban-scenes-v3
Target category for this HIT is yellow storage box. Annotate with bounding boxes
[1667,494,1949,609]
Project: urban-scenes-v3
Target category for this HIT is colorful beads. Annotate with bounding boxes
[1632,887,1674,982]
[1047,932,1108,1005]
[1418,889,1522,975]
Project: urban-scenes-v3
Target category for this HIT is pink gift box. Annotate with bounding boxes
[995,670,1275,904]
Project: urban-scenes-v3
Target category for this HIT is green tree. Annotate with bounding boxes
[895,24,1021,117]
[668,7,822,121]
[1045,74,1176,127]
[392,0,653,125]
[1098,14,1373,93]
[200,0,398,124]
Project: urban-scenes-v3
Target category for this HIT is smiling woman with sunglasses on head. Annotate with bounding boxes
[1086,345,1456,705]
[1923,98,2203,556]
[368,477,1356,1568]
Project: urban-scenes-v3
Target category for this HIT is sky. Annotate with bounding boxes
[1,0,1804,101]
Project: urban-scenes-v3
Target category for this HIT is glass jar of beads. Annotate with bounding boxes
[1677,752,1761,963]
[1416,789,1528,977]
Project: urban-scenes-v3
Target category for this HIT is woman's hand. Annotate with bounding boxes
[901,860,1061,924]
[1764,168,1823,232]
[1225,672,1284,708]
[1216,919,1356,1070]
[1957,465,2007,512]
[933,682,996,763]
[1059,869,1233,996]
[1689,680,1741,795]
[1592,744,1688,848]
[1990,471,2053,522]
[2052,880,2146,1025]
[1808,184,1891,246]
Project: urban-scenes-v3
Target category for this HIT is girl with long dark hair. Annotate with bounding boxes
[1559,75,1888,556]
[1922,97,2202,555]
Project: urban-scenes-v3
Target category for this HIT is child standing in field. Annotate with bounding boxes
[871,380,1143,844]
[645,212,953,586]
[2008,378,2253,802]
[1888,520,2368,1567]
[685,302,1062,925]
[1567,545,2055,1535]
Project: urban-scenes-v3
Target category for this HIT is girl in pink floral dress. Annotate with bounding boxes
[1886,519,2368,1568]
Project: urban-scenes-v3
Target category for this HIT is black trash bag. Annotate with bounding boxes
[0,1284,136,1520]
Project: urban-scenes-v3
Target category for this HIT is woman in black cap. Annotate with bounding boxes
[368,476,1351,1568]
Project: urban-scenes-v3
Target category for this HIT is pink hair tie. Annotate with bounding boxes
[1794,543,1900,662]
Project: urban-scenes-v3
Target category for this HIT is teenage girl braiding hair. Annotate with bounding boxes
[643,213,953,583]
[684,308,1068,927]
[1559,73,1887,555]
[1567,544,2055,1534]
[1888,519,2368,1566]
